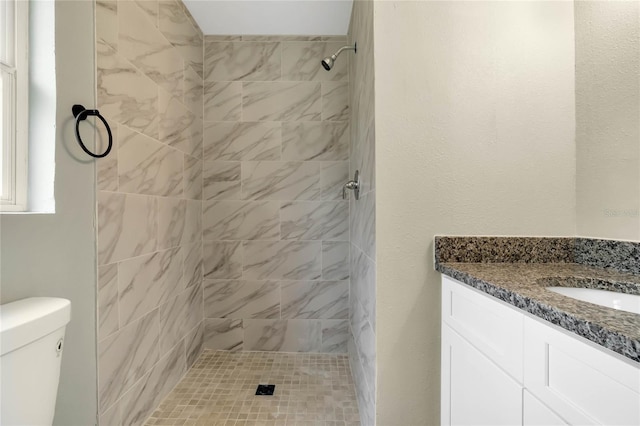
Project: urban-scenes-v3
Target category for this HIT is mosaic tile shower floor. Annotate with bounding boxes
[144,350,361,426]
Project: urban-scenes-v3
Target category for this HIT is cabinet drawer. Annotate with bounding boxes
[524,316,640,426]
[442,276,524,381]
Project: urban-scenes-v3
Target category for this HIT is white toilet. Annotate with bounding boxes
[0,297,71,425]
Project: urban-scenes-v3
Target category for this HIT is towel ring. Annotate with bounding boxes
[72,104,113,158]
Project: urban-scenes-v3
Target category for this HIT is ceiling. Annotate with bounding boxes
[182,0,354,36]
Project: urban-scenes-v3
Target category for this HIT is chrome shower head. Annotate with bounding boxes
[321,55,336,70]
[320,43,357,71]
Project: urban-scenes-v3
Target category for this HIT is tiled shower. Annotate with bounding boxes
[96,1,205,424]
[94,0,375,424]
[201,35,351,353]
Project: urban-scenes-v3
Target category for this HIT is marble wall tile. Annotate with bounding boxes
[184,155,202,200]
[322,82,349,121]
[281,42,348,81]
[183,241,203,288]
[203,200,280,241]
[204,121,281,161]
[119,0,183,96]
[351,246,376,331]
[157,198,186,250]
[204,81,242,121]
[183,199,203,245]
[158,91,195,154]
[348,334,375,426]
[158,0,203,77]
[243,241,321,280]
[97,0,205,422]
[242,82,322,122]
[98,122,119,191]
[97,41,158,139]
[118,126,183,197]
[188,116,204,159]
[133,0,159,27]
[96,0,117,52]
[118,247,183,327]
[200,35,352,356]
[351,190,375,259]
[184,36,204,79]
[320,162,349,200]
[98,263,119,339]
[280,201,349,241]
[322,241,350,280]
[204,241,243,279]
[185,322,204,367]
[204,280,280,319]
[120,341,186,426]
[204,41,281,81]
[99,400,122,426]
[281,281,348,319]
[159,283,203,353]
[351,296,376,399]
[204,318,243,350]
[243,319,321,352]
[242,36,322,42]
[349,0,376,418]
[179,2,201,36]
[322,36,348,42]
[241,161,320,201]
[98,309,160,410]
[281,122,349,161]
[98,192,157,265]
[183,65,203,117]
[351,121,375,194]
[206,35,242,42]
[321,319,349,353]
[203,161,241,200]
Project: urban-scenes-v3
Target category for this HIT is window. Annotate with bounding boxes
[1,0,28,211]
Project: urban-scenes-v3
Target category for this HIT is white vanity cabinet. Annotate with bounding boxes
[441,275,640,426]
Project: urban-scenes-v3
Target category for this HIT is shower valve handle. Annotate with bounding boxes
[342,170,361,200]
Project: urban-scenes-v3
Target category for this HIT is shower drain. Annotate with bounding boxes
[255,384,275,396]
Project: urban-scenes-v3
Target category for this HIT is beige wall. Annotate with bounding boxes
[348,1,376,425]
[576,0,640,242]
[0,1,98,424]
[95,1,205,424]
[373,1,576,424]
[200,35,350,353]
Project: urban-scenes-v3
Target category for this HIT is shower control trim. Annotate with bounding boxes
[343,170,361,200]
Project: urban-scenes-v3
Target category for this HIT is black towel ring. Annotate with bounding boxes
[72,104,113,158]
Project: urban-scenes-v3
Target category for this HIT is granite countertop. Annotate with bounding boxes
[434,237,640,363]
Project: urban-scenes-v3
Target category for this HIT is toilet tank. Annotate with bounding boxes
[0,297,71,426]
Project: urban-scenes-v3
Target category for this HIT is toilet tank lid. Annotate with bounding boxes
[0,297,71,356]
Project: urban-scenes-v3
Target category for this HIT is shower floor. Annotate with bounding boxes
[144,350,361,426]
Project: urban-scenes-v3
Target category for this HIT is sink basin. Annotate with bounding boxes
[547,287,640,315]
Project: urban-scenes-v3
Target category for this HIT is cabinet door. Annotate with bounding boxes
[524,316,640,426]
[442,276,524,381]
[523,390,568,426]
[442,324,523,426]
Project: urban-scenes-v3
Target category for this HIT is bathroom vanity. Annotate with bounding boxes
[435,237,640,426]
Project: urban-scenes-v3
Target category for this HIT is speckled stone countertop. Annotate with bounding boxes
[434,237,640,363]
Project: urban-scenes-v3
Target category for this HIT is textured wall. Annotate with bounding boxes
[95,1,205,424]
[374,1,576,424]
[576,1,640,241]
[347,1,376,425]
[0,1,97,424]
[201,35,351,353]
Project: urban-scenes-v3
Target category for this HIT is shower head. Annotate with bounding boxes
[321,56,335,71]
[321,43,357,71]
